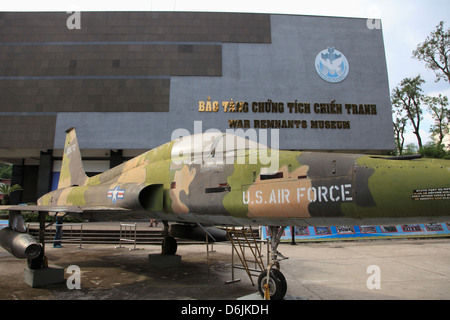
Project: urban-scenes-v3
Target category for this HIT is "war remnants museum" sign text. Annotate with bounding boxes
[198,98,378,130]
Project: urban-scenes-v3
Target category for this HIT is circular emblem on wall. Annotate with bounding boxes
[315,47,349,83]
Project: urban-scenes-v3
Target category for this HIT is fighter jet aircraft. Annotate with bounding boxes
[1,127,449,299]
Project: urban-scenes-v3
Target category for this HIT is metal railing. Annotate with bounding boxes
[26,222,83,248]
[50,223,83,248]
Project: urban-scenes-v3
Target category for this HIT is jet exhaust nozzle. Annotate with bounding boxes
[0,227,41,259]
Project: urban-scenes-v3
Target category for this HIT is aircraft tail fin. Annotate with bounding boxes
[58,127,88,189]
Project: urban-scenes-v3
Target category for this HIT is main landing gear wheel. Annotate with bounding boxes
[161,236,177,255]
[161,220,177,255]
[258,269,287,300]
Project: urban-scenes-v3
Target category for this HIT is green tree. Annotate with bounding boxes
[424,94,449,146]
[419,141,448,159]
[0,184,23,205]
[412,21,450,85]
[403,143,418,155]
[0,164,12,179]
[391,75,425,149]
[392,112,407,155]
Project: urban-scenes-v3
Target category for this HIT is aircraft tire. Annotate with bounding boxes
[257,269,287,300]
[161,236,177,255]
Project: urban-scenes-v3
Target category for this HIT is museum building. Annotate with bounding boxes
[0,11,393,203]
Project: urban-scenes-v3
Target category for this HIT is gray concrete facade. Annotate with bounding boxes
[54,14,394,152]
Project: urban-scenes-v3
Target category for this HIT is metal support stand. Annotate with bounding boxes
[115,223,139,250]
[24,211,64,287]
[27,211,47,269]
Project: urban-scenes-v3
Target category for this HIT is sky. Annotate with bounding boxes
[1,0,449,147]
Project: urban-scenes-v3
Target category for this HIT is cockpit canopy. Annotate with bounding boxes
[171,132,268,162]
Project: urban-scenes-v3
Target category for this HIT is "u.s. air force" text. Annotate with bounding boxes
[243,184,353,204]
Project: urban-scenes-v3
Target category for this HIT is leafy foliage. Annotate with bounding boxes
[418,141,450,159]
[0,184,23,205]
[412,21,450,85]
[391,75,425,149]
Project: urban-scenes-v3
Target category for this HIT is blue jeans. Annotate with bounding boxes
[54,217,63,247]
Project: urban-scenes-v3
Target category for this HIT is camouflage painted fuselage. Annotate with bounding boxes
[38,131,450,226]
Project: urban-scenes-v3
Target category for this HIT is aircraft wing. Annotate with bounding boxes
[0,205,131,213]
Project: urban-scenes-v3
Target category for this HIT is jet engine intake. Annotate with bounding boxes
[75,183,164,211]
[139,184,164,211]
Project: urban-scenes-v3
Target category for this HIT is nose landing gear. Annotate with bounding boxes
[257,226,288,300]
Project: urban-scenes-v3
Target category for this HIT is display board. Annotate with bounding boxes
[261,223,450,241]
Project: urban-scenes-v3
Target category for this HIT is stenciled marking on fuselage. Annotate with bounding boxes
[243,184,353,205]
[65,144,76,156]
